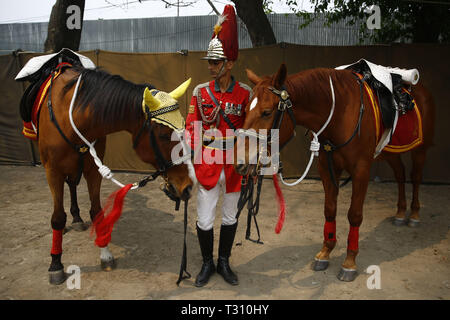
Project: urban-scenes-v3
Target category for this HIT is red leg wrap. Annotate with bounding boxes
[324,221,336,242]
[51,229,63,255]
[347,226,359,251]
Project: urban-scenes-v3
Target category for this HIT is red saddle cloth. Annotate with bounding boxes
[22,63,69,140]
[362,80,423,153]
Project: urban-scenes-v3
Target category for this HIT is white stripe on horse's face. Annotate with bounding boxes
[249,97,258,111]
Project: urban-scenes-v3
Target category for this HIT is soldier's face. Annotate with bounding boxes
[208,59,234,79]
[208,59,225,79]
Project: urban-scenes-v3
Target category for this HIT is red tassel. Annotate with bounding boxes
[91,184,133,247]
[273,174,286,234]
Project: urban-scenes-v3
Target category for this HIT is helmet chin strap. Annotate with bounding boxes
[216,59,228,79]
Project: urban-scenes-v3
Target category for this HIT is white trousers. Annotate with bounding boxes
[197,168,240,231]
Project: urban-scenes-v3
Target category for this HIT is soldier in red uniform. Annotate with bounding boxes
[185,5,252,287]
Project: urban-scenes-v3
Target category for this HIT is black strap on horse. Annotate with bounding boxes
[46,64,89,186]
[321,74,366,188]
[176,199,191,285]
[267,84,297,149]
[236,173,264,244]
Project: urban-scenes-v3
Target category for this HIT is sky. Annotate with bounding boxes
[0,0,314,24]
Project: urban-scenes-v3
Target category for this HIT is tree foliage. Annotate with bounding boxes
[287,0,450,44]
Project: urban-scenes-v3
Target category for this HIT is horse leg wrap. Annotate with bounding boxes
[347,226,359,251]
[324,221,336,242]
[51,229,63,255]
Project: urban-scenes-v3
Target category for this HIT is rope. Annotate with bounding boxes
[279,76,336,186]
[68,74,136,189]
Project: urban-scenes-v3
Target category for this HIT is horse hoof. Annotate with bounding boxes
[49,269,67,285]
[337,268,358,282]
[393,217,406,226]
[72,222,88,232]
[312,259,329,271]
[101,259,116,271]
[408,219,420,228]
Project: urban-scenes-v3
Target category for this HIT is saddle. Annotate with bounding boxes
[16,48,95,137]
[336,59,418,130]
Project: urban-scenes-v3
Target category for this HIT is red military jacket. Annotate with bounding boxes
[186,77,252,193]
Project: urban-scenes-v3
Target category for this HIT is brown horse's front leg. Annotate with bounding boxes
[338,162,371,282]
[45,167,68,285]
[313,154,342,271]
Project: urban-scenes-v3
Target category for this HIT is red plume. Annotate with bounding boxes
[273,174,286,234]
[213,4,238,61]
[91,184,133,247]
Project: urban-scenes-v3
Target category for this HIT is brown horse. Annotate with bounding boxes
[235,64,435,281]
[30,64,194,284]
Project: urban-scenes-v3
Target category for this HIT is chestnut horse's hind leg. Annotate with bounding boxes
[384,154,408,226]
[66,179,88,231]
[408,148,427,227]
[46,167,68,285]
[338,161,371,282]
[313,154,342,271]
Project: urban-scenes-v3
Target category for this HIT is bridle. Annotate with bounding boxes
[235,84,297,244]
[133,98,180,181]
[267,85,297,134]
[236,84,297,176]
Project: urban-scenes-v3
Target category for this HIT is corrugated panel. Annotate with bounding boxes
[0,14,372,53]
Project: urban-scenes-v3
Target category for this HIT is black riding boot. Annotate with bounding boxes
[217,222,239,285]
[195,224,215,287]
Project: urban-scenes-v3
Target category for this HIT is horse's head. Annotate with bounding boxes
[134,79,195,202]
[235,64,295,176]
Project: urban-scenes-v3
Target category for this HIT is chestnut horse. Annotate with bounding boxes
[235,64,435,281]
[33,65,193,284]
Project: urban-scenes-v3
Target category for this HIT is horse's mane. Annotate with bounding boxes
[63,66,155,126]
[286,68,352,100]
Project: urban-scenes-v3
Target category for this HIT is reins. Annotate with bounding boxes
[236,173,264,244]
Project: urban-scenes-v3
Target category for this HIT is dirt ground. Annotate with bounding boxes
[0,164,449,300]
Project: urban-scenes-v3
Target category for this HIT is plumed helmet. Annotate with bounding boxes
[202,5,238,61]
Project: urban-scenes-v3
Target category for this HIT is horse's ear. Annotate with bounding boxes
[246,69,262,85]
[272,63,287,89]
[143,87,161,111]
[169,78,192,100]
